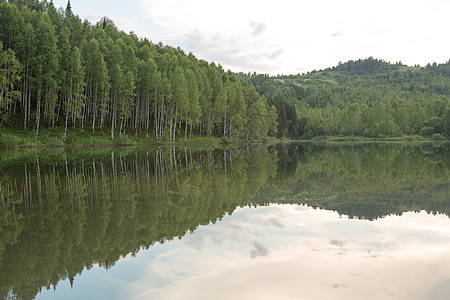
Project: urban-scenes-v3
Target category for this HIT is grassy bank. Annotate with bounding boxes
[0,126,223,148]
[1,126,447,149]
[279,134,449,143]
[313,134,447,142]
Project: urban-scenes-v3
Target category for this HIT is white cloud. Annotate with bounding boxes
[178,28,284,72]
[250,21,267,36]
[331,31,343,38]
[53,0,450,74]
[250,241,270,258]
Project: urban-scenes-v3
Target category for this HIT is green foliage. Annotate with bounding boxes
[240,59,450,140]
[332,57,398,75]
[0,43,22,125]
[35,12,60,130]
[431,133,445,140]
[112,133,134,145]
[2,1,447,143]
[67,46,85,119]
[303,129,313,139]
[0,126,158,147]
[0,1,277,143]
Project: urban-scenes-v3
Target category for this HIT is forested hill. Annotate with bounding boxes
[0,0,277,143]
[240,58,450,139]
[1,1,448,143]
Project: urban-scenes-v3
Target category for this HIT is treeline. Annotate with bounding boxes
[240,57,450,139]
[0,0,277,141]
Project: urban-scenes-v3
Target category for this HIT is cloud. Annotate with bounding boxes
[265,49,284,61]
[184,218,264,251]
[263,217,285,229]
[250,21,267,36]
[330,31,343,37]
[128,205,450,300]
[54,0,450,75]
[180,28,284,72]
[330,240,346,247]
[182,28,206,49]
[250,241,270,258]
[328,283,349,289]
[251,215,286,228]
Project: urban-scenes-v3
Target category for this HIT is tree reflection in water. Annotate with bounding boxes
[0,142,448,299]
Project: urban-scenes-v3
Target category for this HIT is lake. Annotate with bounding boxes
[1,142,449,299]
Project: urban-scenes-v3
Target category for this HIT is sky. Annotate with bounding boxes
[52,0,450,75]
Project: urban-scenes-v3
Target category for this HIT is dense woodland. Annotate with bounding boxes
[0,0,449,143]
[0,0,277,142]
[240,58,450,139]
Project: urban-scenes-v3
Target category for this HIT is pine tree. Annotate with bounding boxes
[66,0,72,15]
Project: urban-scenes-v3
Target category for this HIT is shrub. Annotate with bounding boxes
[431,133,445,140]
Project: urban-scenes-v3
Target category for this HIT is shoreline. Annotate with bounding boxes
[1,137,448,150]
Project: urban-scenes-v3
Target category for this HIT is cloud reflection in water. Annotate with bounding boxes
[128,205,450,299]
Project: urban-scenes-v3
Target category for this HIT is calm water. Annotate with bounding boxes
[1,142,449,299]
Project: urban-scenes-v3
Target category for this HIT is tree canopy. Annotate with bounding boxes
[0,0,277,141]
[239,58,449,139]
[0,1,448,143]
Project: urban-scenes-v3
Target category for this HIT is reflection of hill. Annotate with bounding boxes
[251,142,450,220]
[0,142,449,299]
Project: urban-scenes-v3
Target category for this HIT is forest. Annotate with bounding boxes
[0,0,449,144]
[0,0,277,143]
[240,58,450,139]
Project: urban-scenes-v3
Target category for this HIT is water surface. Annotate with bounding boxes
[1,142,449,299]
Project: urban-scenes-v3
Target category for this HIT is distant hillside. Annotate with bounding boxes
[239,58,450,139]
